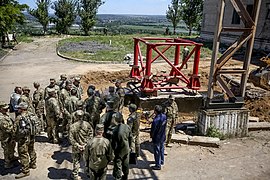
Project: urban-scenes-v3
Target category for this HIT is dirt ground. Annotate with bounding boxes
[0,37,270,180]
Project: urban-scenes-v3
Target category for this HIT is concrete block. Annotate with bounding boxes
[248,116,259,122]
[198,108,249,138]
[248,122,270,131]
[171,134,220,148]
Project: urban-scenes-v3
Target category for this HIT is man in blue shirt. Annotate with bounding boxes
[150,105,167,170]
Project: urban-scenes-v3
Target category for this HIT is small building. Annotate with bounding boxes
[201,0,270,51]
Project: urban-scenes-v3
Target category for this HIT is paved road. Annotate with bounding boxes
[0,37,128,103]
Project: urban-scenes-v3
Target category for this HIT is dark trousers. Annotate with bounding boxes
[113,153,129,180]
[153,142,164,168]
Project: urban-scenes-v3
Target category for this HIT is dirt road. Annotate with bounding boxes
[0,37,270,180]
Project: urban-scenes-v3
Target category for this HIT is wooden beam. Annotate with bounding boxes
[216,75,235,98]
[229,0,254,27]
[218,69,247,74]
[222,27,253,32]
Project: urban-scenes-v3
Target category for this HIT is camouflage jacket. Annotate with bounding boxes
[127,112,140,136]
[116,87,125,98]
[44,85,60,100]
[112,123,134,158]
[59,88,72,113]
[45,97,61,119]
[85,96,102,116]
[0,112,15,142]
[71,110,92,127]
[69,120,93,152]
[33,87,45,111]
[85,136,113,172]
[100,110,118,137]
[104,93,120,111]
[163,100,178,120]
[18,95,35,113]
[70,95,79,113]
[72,84,83,100]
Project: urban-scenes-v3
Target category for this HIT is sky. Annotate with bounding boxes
[18,0,171,15]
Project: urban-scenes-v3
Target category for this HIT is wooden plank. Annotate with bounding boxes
[222,27,253,32]
[248,116,259,122]
[248,122,270,131]
[216,75,235,98]
[218,69,246,74]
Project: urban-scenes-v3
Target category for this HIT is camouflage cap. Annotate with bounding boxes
[87,88,95,96]
[74,76,81,82]
[22,86,30,91]
[16,102,28,110]
[0,101,9,109]
[65,80,72,85]
[88,84,96,91]
[50,78,56,82]
[108,86,115,92]
[115,80,122,84]
[60,74,67,78]
[112,112,123,123]
[95,124,104,132]
[33,82,40,86]
[129,103,137,111]
[75,110,84,117]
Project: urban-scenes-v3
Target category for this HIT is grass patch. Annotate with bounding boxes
[0,48,8,59]
[58,34,213,62]
[17,34,34,43]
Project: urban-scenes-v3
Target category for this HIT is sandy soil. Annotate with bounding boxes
[0,37,270,180]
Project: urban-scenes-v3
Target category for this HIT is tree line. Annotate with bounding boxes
[166,0,203,36]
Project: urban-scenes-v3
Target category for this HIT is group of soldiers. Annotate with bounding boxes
[0,73,179,179]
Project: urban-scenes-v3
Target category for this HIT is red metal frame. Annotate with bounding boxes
[130,37,203,95]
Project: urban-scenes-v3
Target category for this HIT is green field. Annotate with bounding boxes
[58,35,212,62]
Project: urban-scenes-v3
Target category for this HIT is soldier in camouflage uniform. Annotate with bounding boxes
[70,100,91,126]
[162,95,178,147]
[85,124,113,180]
[59,80,73,135]
[85,88,105,130]
[72,76,83,100]
[44,78,60,100]
[45,89,61,144]
[115,80,125,113]
[127,104,141,157]
[112,112,134,180]
[18,86,35,113]
[33,82,45,133]
[104,86,120,111]
[14,102,37,179]
[57,74,68,90]
[100,101,118,142]
[70,89,79,113]
[10,86,22,117]
[0,101,17,169]
[69,110,93,180]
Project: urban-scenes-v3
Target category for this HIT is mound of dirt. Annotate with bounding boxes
[81,70,130,91]
[245,96,270,122]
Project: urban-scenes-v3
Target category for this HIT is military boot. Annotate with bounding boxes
[30,164,37,169]
[15,172,30,179]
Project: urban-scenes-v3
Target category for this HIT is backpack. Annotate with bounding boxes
[17,114,39,138]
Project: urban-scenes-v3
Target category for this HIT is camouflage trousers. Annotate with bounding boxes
[117,97,125,113]
[1,139,16,166]
[35,108,46,132]
[72,150,85,178]
[91,113,100,131]
[113,153,129,180]
[89,167,107,180]
[166,118,175,145]
[133,134,140,157]
[18,136,36,173]
[47,117,59,143]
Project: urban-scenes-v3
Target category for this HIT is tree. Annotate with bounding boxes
[166,0,182,35]
[181,0,203,36]
[52,0,77,34]
[0,0,28,46]
[79,0,104,36]
[28,0,51,35]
